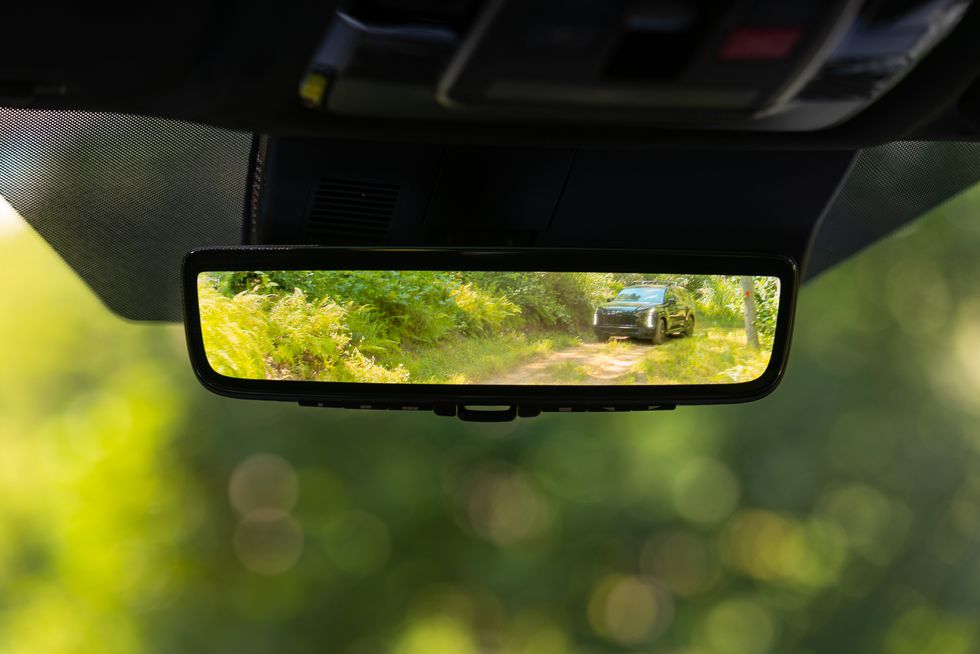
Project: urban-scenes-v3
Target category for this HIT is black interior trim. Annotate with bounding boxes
[3,2,980,148]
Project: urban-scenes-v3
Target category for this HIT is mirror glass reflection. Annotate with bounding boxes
[197,270,779,385]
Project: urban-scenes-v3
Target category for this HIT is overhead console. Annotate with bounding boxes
[300,0,972,130]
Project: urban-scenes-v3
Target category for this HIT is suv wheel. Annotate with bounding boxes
[683,315,695,337]
[652,318,666,345]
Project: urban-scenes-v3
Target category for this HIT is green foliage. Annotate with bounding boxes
[215,270,525,347]
[544,272,609,329]
[311,270,461,345]
[199,282,407,383]
[342,303,399,358]
[641,274,780,336]
[460,271,568,329]
[207,270,609,382]
[461,271,611,330]
[7,183,980,653]
[753,275,780,336]
[450,282,520,336]
[635,327,772,383]
[265,289,349,379]
[695,275,745,325]
[202,269,780,382]
[198,283,273,379]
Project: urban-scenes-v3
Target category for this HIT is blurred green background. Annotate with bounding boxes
[2,187,980,654]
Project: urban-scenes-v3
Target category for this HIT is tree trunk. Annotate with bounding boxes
[742,276,759,349]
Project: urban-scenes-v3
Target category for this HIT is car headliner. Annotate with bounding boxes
[3,4,980,320]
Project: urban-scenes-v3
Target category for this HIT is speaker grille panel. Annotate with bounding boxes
[305,178,399,243]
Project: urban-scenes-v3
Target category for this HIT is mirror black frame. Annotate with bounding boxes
[183,247,798,418]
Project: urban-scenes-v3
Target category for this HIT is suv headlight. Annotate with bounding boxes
[593,309,600,326]
[646,309,656,328]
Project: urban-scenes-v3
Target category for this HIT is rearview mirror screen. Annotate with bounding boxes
[196,271,780,386]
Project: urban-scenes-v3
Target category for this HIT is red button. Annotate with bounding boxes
[719,27,802,61]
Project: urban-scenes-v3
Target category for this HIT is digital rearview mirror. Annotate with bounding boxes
[183,248,797,420]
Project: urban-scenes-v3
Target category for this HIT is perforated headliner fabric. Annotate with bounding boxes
[1,108,978,321]
[808,142,980,279]
[0,109,252,320]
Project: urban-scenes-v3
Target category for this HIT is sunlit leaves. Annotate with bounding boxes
[198,282,408,383]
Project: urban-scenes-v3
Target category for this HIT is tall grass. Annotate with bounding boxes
[198,282,407,383]
[636,328,773,384]
[198,285,272,379]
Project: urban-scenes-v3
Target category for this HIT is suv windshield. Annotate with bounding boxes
[7,182,980,652]
[614,287,665,303]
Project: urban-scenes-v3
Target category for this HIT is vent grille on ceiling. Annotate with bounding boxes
[305,177,399,243]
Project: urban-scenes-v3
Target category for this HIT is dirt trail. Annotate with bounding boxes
[479,340,650,385]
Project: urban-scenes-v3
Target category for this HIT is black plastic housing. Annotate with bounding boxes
[182,246,798,419]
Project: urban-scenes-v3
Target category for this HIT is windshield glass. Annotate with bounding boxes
[6,182,980,651]
[614,287,665,303]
